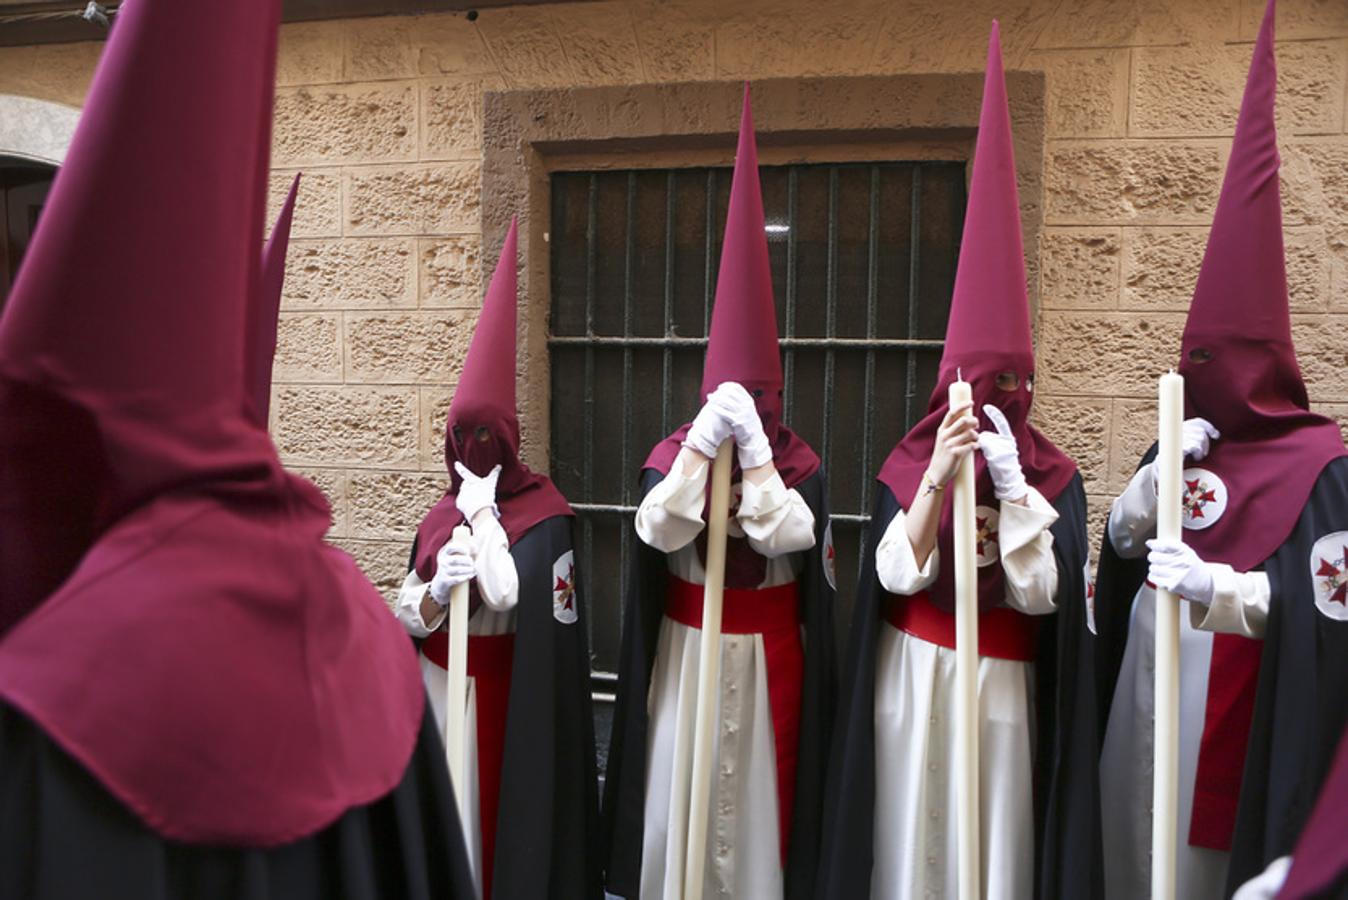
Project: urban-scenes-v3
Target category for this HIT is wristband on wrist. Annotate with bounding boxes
[922,471,947,496]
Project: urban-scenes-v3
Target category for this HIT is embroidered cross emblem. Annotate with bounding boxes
[1315,547,1348,606]
[976,515,999,557]
[1183,477,1219,519]
[554,563,576,611]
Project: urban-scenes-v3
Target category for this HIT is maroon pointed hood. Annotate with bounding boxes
[0,0,422,846]
[246,172,299,428]
[646,84,819,487]
[1176,0,1344,572]
[876,22,1078,612]
[415,218,572,580]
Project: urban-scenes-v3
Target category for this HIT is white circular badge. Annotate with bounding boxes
[1180,467,1228,531]
[822,520,837,590]
[975,505,1000,568]
[552,549,578,625]
[1310,531,1348,622]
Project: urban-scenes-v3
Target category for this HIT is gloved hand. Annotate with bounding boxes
[976,405,1028,501]
[713,382,773,470]
[454,461,501,522]
[1150,418,1220,492]
[683,386,736,459]
[429,540,475,606]
[1145,538,1216,606]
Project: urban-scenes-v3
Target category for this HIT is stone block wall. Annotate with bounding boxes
[1,0,1345,594]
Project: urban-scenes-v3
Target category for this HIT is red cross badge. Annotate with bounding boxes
[552,549,578,624]
[1312,533,1348,622]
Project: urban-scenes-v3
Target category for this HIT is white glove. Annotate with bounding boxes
[714,382,773,470]
[683,387,736,459]
[1150,418,1220,491]
[454,461,501,521]
[429,540,475,606]
[1231,856,1291,900]
[975,405,1027,501]
[1145,538,1216,606]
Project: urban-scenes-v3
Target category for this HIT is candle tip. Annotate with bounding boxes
[957,366,963,382]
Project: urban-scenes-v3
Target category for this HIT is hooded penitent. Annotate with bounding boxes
[414,218,573,582]
[643,84,819,489]
[1094,0,1348,863]
[876,21,1077,613]
[0,0,425,847]
[814,24,1097,899]
[604,83,836,900]
[245,172,299,429]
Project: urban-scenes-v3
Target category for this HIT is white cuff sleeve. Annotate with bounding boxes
[469,515,519,613]
[634,461,710,553]
[394,568,443,636]
[1108,465,1158,559]
[739,472,816,559]
[1000,486,1060,615]
[876,506,939,595]
[1190,564,1269,639]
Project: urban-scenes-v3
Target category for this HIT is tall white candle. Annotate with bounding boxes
[445,524,472,837]
[949,377,981,900]
[1153,372,1184,900]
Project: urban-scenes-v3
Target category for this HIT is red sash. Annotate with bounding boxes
[884,589,1040,661]
[422,629,515,899]
[664,575,803,864]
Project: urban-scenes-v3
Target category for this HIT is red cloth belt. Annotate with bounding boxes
[664,575,803,865]
[421,629,515,899]
[884,589,1040,662]
[1189,633,1261,851]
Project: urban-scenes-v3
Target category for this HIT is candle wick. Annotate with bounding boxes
[957,366,963,382]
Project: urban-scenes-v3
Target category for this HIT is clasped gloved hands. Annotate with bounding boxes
[684,382,772,470]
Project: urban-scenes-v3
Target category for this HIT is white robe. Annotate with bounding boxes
[635,461,816,900]
[393,514,518,900]
[1099,466,1270,900]
[871,487,1060,900]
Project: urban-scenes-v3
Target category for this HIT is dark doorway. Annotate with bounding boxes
[0,156,57,312]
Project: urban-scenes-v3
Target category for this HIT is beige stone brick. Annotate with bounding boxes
[273,82,416,167]
[1286,228,1333,313]
[0,42,98,107]
[1086,495,1111,565]
[420,388,454,472]
[1109,398,1159,494]
[414,16,500,77]
[1032,396,1111,492]
[345,163,481,236]
[274,313,342,383]
[292,467,347,538]
[1035,49,1129,139]
[284,239,417,310]
[273,386,419,468]
[421,76,503,160]
[867,0,1054,74]
[330,537,408,604]
[790,7,887,78]
[277,21,344,86]
[1293,314,1348,400]
[345,311,476,385]
[419,236,483,309]
[630,2,715,83]
[1121,227,1205,311]
[1035,0,1239,49]
[712,13,799,80]
[1281,139,1348,226]
[349,471,448,539]
[1040,229,1120,310]
[552,3,646,85]
[1131,42,1345,138]
[344,17,417,81]
[1238,0,1348,40]
[1329,233,1348,313]
[343,13,496,81]
[477,7,572,88]
[1038,311,1186,399]
[268,170,341,238]
[1045,142,1224,225]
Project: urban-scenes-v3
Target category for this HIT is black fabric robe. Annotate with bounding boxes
[0,696,475,899]
[813,472,1098,899]
[408,514,603,900]
[1223,456,1348,896]
[601,467,837,900]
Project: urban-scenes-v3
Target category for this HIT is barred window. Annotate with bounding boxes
[548,161,966,766]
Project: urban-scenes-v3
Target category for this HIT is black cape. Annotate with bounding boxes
[813,473,1099,899]
[0,696,475,899]
[601,467,837,900]
[408,513,603,900]
[1222,456,1348,896]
